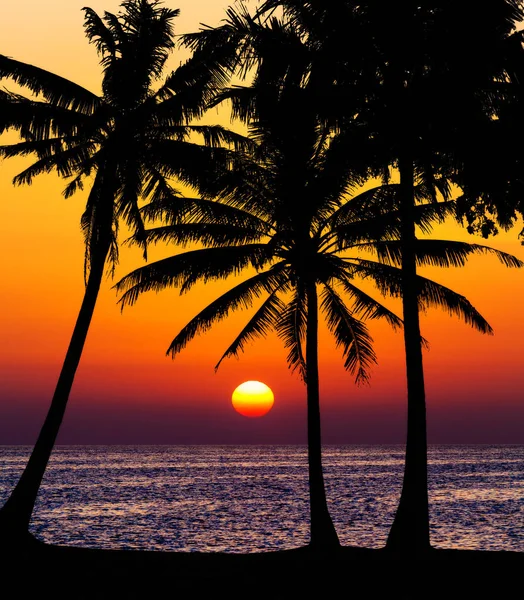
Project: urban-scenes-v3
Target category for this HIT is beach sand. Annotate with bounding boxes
[3,539,522,598]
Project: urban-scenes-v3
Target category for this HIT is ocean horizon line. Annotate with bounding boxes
[2,441,524,447]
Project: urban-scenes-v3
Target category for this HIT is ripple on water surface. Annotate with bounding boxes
[0,445,522,552]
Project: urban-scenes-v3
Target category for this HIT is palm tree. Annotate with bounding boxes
[119,16,361,550]
[115,140,523,552]
[256,0,524,551]
[115,140,391,552]
[0,0,245,543]
[115,8,521,549]
[357,0,524,552]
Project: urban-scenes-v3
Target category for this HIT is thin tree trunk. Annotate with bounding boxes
[305,279,340,549]
[0,244,110,543]
[386,153,431,551]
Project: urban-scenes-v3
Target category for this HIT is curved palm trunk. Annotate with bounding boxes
[305,280,340,549]
[0,243,110,543]
[386,153,431,551]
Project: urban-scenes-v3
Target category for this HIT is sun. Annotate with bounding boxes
[232,381,275,418]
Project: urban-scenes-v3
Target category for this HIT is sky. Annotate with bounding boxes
[0,0,523,445]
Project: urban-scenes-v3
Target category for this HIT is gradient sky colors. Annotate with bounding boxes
[0,1,523,445]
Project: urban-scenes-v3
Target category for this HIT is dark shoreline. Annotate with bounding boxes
[3,540,523,598]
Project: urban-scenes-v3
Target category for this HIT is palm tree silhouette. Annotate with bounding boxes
[356,0,524,551]
[115,7,521,550]
[119,15,362,550]
[0,0,243,543]
[257,0,524,551]
[115,138,522,552]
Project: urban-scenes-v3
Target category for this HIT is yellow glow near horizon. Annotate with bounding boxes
[232,381,275,418]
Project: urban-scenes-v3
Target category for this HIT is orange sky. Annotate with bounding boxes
[0,1,523,444]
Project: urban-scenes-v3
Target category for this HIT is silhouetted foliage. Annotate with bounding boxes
[0,0,243,540]
[1,0,523,554]
[256,0,524,551]
[118,3,522,550]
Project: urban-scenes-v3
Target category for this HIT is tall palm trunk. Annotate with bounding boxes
[305,279,340,549]
[0,239,111,543]
[386,153,431,551]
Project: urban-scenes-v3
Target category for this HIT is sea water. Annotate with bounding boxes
[0,445,522,552]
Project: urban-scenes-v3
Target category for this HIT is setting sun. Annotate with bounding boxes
[231,381,275,418]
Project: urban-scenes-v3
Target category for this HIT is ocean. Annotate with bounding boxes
[0,445,522,552]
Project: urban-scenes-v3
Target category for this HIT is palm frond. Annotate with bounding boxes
[141,195,274,234]
[116,244,273,307]
[178,244,273,295]
[128,222,266,249]
[0,93,96,139]
[147,140,237,197]
[0,138,63,160]
[328,185,399,228]
[358,240,524,269]
[82,7,118,59]
[338,277,403,330]
[8,140,98,185]
[320,284,377,384]
[80,170,119,279]
[417,277,494,335]
[117,1,179,79]
[351,258,494,334]
[116,160,147,258]
[183,125,256,154]
[215,290,287,370]
[0,55,101,114]
[324,175,455,244]
[157,42,231,113]
[307,127,370,224]
[140,169,184,208]
[199,160,275,220]
[210,85,258,124]
[276,286,307,378]
[181,4,263,81]
[166,265,289,357]
[334,200,457,248]
[63,174,85,199]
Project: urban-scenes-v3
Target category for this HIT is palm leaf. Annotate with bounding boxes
[210,85,259,124]
[0,93,96,139]
[417,277,493,334]
[0,55,100,114]
[307,127,370,224]
[351,258,494,334]
[276,286,307,378]
[80,169,119,278]
[147,139,237,196]
[82,7,118,60]
[7,141,98,185]
[338,276,403,330]
[62,174,85,199]
[166,266,289,357]
[333,201,456,248]
[358,240,524,269]
[320,284,377,384]
[184,125,256,154]
[116,160,147,258]
[215,290,287,370]
[141,195,274,234]
[117,2,179,78]
[116,244,273,307]
[130,223,266,249]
